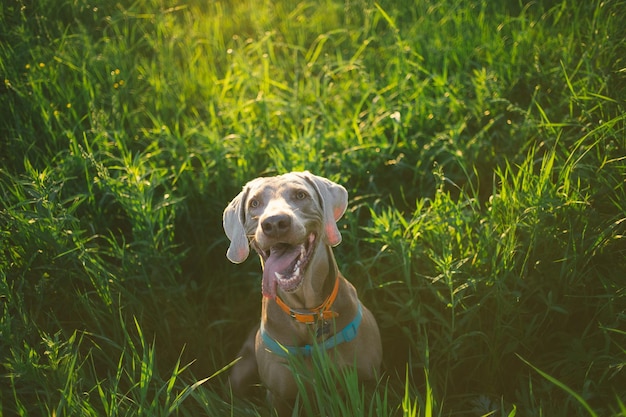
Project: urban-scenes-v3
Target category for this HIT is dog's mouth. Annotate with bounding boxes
[255,233,317,299]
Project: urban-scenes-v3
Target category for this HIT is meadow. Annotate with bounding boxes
[1,0,625,415]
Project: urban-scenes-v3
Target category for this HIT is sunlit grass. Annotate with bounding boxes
[1,0,625,415]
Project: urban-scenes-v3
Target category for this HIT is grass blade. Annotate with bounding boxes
[516,354,598,417]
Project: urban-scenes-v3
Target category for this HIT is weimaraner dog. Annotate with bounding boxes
[223,171,382,416]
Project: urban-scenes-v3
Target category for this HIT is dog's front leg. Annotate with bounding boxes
[269,391,295,417]
[256,341,301,417]
[229,324,260,397]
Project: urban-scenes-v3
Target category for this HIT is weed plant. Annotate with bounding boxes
[1,0,625,415]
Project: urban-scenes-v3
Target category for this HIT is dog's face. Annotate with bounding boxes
[246,176,322,252]
[223,172,348,298]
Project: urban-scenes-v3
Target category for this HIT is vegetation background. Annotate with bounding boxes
[1,0,625,415]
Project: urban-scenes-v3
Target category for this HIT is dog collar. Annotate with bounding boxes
[260,302,363,358]
[274,275,340,324]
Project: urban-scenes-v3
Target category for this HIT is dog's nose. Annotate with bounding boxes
[261,214,292,238]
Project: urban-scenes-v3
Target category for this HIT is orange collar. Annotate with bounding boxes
[274,276,340,324]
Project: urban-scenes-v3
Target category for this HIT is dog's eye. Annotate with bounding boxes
[249,199,260,208]
[295,191,308,200]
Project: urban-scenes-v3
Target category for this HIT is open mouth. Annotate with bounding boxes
[255,233,316,298]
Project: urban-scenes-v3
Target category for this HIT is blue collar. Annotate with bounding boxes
[260,302,363,358]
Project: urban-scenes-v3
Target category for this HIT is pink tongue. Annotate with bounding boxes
[262,245,302,298]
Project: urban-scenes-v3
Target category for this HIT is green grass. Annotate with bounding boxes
[1,0,625,415]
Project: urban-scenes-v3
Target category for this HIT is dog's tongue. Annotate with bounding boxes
[262,245,301,298]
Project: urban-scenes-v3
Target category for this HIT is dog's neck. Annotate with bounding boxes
[274,242,337,310]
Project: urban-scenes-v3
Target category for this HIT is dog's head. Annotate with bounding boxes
[223,171,348,298]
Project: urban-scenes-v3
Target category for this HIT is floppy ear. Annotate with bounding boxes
[299,171,348,247]
[223,185,252,263]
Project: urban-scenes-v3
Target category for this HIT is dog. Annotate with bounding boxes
[223,171,382,416]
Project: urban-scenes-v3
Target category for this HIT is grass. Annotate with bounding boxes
[1,0,625,415]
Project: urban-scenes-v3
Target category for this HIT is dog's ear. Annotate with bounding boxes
[299,171,348,247]
[223,183,252,263]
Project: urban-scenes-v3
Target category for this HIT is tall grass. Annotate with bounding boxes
[1,0,625,415]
